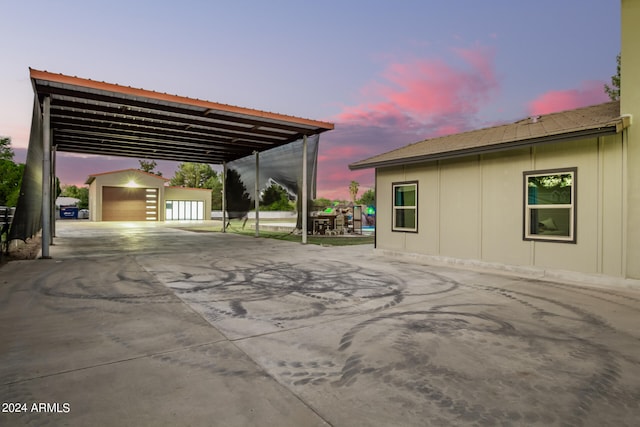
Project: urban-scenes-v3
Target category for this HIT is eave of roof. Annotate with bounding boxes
[349,101,625,170]
[85,168,170,185]
[31,68,334,165]
[166,186,212,192]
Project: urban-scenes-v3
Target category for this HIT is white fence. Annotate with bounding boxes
[210,210,297,220]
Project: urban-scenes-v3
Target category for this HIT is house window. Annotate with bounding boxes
[392,181,418,232]
[523,168,576,243]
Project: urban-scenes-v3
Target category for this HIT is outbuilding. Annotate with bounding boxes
[86,169,211,222]
[349,1,640,281]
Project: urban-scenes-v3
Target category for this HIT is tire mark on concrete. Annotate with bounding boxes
[153,257,464,332]
[281,304,640,426]
[155,258,436,328]
[31,257,177,306]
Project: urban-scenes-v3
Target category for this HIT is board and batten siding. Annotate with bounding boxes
[621,0,640,279]
[376,134,625,277]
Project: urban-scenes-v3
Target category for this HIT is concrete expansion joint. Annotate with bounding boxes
[3,341,230,387]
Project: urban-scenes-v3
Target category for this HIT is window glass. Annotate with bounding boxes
[527,174,572,205]
[392,182,417,232]
[395,185,416,206]
[395,208,416,229]
[197,201,204,220]
[165,200,205,220]
[529,208,571,237]
[524,169,576,242]
[165,201,173,220]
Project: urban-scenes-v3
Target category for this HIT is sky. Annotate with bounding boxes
[0,1,620,200]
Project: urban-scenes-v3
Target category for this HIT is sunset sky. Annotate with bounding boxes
[0,1,619,200]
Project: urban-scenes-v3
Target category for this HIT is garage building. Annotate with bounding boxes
[86,169,211,222]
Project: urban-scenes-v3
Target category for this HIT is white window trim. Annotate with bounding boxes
[523,168,576,243]
[392,181,418,232]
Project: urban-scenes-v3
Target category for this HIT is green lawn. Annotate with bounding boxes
[178,220,375,246]
[231,229,375,246]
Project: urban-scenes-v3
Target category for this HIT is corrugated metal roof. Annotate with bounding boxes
[31,69,334,164]
[349,101,625,170]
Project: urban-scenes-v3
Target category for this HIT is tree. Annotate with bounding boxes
[604,53,621,101]
[207,175,223,210]
[349,180,359,202]
[261,184,286,206]
[260,183,294,211]
[1,162,24,207]
[60,184,89,209]
[170,162,224,209]
[312,197,333,211]
[138,159,162,176]
[1,137,13,161]
[225,169,252,217]
[170,163,216,188]
[357,188,375,206]
[0,137,24,207]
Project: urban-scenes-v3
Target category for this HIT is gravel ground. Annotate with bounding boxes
[0,234,41,266]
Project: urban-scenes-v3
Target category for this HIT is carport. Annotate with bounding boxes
[12,68,334,256]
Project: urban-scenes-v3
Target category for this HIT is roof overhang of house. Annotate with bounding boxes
[31,68,334,164]
[349,101,625,170]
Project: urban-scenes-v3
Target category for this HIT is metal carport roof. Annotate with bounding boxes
[14,69,334,256]
[30,68,334,163]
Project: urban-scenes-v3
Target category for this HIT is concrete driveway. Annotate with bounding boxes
[1,221,639,426]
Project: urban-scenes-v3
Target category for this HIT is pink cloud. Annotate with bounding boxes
[317,145,370,163]
[316,45,499,200]
[433,125,461,137]
[528,80,610,115]
[336,45,498,127]
[317,162,374,202]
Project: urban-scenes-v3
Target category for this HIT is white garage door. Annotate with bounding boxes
[165,200,204,220]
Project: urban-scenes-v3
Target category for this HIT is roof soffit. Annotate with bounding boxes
[30,69,334,164]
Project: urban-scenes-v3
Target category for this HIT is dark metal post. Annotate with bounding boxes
[302,135,308,244]
[254,151,259,237]
[222,162,226,232]
[41,96,51,258]
[51,144,56,238]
